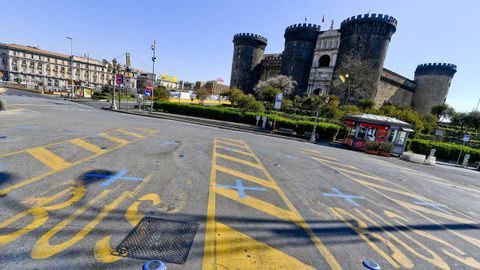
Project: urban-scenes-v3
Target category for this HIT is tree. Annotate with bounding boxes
[256,87,282,110]
[236,94,265,113]
[195,88,209,104]
[154,86,170,101]
[332,54,376,105]
[226,88,244,106]
[255,75,297,96]
[359,98,376,110]
[431,103,455,122]
[451,112,470,133]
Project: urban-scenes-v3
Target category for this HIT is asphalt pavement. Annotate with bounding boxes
[1,89,479,270]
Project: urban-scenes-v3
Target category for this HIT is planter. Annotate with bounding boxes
[379,151,391,157]
[365,149,379,155]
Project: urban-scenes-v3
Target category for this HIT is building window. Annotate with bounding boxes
[21,60,27,68]
[319,55,330,67]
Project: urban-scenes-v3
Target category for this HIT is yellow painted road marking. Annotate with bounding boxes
[304,151,480,269]
[32,190,133,259]
[203,138,218,270]
[216,165,276,189]
[26,147,72,171]
[99,132,129,145]
[0,187,73,245]
[216,145,255,157]
[117,129,145,139]
[204,137,342,270]
[95,235,121,263]
[70,138,105,154]
[216,187,295,221]
[217,137,246,143]
[329,207,413,268]
[0,129,158,196]
[216,140,249,149]
[216,153,262,169]
[214,222,316,270]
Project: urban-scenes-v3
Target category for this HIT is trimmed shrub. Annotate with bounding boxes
[408,139,480,163]
[153,101,340,140]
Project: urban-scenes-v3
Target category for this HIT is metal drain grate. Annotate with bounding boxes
[112,216,199,264]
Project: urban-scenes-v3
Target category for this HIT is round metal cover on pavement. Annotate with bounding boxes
[143,260,166,270]
[362,259,381,270]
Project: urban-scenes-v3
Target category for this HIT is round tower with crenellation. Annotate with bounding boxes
[413,63,457,114]
[230,33,267,94]
[334,13,397,102]
[281,23,321,96]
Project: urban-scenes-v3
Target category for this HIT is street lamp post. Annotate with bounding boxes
[150,40,156,113]
[110,58,118,110]
[66,37,73,98]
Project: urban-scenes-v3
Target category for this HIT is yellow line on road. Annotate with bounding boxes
[117,129,145,139]
[70,139,105,154]
[202,137,218,270]
[0,129,159,196]
[216,140,249,149]
[216,145,255,157]
[217,137,246,144]
[99,132,129,145]
[216,165,276,189]
[216,187,295,221]
[216,153,262,169]
[246,144,343,270]
[26,147,72,171]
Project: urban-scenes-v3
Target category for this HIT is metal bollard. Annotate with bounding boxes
[462,154,470,168]
[362,259,381,270]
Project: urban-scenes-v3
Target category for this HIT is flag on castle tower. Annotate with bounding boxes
[322,14,325,23]
[304,16,307,22]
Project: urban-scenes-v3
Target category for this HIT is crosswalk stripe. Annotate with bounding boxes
[26,147,72,171]
[98,132,129,145]
[216,153,262,169]
[216,165,276,189]
[70,139,105,154]
[117,129,145,139]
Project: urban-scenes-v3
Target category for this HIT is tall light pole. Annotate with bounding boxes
[150,40,156,113]
[66,37,73,98]
[110,58,118,110]
[476,97,480,112]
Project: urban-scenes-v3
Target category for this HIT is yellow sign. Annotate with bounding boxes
[160,74,178,82]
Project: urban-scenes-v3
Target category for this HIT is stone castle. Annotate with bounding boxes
[229,13,457,114]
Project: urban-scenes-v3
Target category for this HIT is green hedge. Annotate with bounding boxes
[153,101,340,140]
[408,139,480,163]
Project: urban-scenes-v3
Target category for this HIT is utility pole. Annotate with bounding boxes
[150,40,156,113]
[66,37,73,98]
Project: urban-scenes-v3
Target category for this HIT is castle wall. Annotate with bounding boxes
[376,68,415,107]
[260,54,282,82]
[334,14,397,100]
[230,33,267,94]
[281,23,321,96]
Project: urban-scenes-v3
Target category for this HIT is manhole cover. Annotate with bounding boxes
[112,216,199,264]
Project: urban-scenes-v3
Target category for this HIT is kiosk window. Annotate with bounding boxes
[388,130,398,143]
[396,131,407,145]
[356,127,367,140]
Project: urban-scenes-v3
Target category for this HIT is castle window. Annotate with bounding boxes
[319,55,330,67]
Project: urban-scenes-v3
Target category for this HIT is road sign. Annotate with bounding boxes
[115,74,124,86]
[463,134,470,142]
[145,90,152,97]
[274,93,283,109]
[146,84,153,91]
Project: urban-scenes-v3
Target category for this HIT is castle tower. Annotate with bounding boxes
[413,63,457,114]
[230,33,267,93]
[281,23,321,96]
[334,14,397,101]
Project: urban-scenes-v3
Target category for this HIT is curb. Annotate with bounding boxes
[102,108,314,143]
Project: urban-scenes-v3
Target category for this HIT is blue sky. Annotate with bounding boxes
[2,0,478,111]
